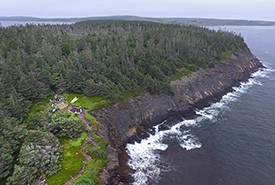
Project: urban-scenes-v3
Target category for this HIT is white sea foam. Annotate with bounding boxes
[126,120,201,185]
[127,132,168,185]
[126,67,272,185]
[196,77,262,120]
[251,66,275,79]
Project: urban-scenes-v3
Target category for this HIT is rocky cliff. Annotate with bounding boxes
[90,48,263,184]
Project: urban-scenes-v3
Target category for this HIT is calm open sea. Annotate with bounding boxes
[126,26,275,185]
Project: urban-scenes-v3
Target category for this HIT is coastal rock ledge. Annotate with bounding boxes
[90,48,262,184]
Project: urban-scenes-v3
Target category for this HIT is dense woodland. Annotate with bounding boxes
[0,21,247,184]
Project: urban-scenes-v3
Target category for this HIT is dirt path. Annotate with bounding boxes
[77,112,91,132]
[63,162,87,185]
[63,108,98,185]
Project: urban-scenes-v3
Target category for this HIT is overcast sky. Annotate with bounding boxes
[0,0,274,21]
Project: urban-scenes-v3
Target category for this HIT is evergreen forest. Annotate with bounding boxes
[0,21,248,184]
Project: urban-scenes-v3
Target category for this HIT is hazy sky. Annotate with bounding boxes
[1,0,274,21]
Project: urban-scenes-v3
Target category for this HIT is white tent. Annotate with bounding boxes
[70,97,78,104]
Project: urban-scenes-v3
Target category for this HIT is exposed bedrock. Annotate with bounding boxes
[90,48,263,184]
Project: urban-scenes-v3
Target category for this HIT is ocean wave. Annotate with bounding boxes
[196,75,263,120]
[126,67,272,185]
[126,120,200,185]
[251,65,275,79]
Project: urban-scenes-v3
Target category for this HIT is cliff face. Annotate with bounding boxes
[91,48,262,149]
[91,48,262,184]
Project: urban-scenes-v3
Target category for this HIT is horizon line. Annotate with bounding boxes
[0,15,274,22]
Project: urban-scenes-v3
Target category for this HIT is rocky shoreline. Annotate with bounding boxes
[90,48,263,184]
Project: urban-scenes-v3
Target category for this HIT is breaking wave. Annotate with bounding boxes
[126,66,272,185]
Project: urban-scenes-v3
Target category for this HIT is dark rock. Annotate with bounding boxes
[91,48,263,184]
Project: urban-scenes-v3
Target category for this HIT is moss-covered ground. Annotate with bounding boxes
[84,111,97,128]
[28,96,54,115]
[63,93,110,111]
[44,93,108,185]
[72,142,108,185]
[46,132,87,185]
[28,93,108,184]
[46,136,86,185]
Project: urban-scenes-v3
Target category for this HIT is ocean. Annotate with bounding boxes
[126,26,275,185]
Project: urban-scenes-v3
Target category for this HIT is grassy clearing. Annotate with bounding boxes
[84,111,96,124]
[71,114,107,185]
[43,93,108,185]
[84,111,97,128]
[28,96,53,115]
[69,132,87,147]
[73,142,108,185]
[72,158,102,185]
[82,159,103,184]
[46,137,85,185]
[63,93,110,111]
[28,95,68,117]
[71,176,95,185]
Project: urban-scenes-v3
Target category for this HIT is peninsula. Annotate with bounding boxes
[0,21,262,184]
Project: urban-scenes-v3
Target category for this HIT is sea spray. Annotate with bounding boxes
[126,66,271,185]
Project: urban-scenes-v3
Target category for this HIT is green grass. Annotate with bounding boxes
[46,169,71,185]
[84,111,97,128]
[179,67,192,76]
[170,64,198,81]
[170,68,191,81]
[82,159,103,184]
[69,132,87,147]
[91,132,105,143]
[70,115,108,185]
[28,96,53,115]
[56,113,107,185]
[46,137,85,185]
[170,72,184,81]
[72,150,107,185]
[71,176,95,185]
[63,93,110,111]
[74,142,108,184]
[123,91,135,99]
[70,113,82,120]
[86,143,108,161]
[222,50,233,60]
[39,93,108,185]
